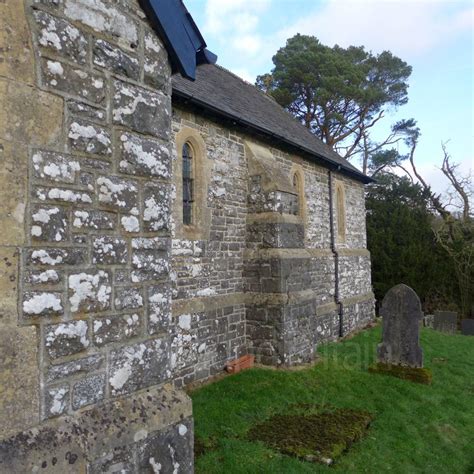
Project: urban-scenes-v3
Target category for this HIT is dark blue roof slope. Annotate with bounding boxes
[139,0,216,80]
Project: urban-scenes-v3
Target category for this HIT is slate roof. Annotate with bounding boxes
[139,0,216,80]
[172,64,371,183]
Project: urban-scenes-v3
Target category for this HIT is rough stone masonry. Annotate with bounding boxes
[0,0,192,471]
[0,0,374,471]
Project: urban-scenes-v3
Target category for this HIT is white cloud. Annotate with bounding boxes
[203,0,270,57]
[276,0,473,58]
[229,67,256,83]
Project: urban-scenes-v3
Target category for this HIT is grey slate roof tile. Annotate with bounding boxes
[172,64,370,183]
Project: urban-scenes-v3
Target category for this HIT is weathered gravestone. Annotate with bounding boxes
[423,314,434,328]
[377,284,423,368]
[433,311,458,334]
[461,319,474,336]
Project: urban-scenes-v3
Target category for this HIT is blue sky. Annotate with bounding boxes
[185,0,473,195]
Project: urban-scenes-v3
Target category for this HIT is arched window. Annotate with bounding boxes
[182,142,194,225]
[336,184,346,241]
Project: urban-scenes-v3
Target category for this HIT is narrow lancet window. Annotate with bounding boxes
[293,172,300,215]
[336,185,346,240]
[182,142,194,225]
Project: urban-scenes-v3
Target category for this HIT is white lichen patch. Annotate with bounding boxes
[48,387,68,416]
[46,60,64,76]
[64,0,138,46]
[196,288,216,297]
[32,207,59,224]
[143,193,169,231]
[36,187,92,204]
[69,122,111,153]
[23,292,63,315]
[120,133,170,177]
[45,320,90,356]
[69,271,111,313]
[109,343,146,391]
[178,314,191,331]
[28,270,59,285]
[32,151,80,183]
[30,249,63,265]
[97,177,137,209]
[121,215,140,232]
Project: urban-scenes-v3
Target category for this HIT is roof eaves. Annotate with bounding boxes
[172,88,373,184]
[138,0,217,80]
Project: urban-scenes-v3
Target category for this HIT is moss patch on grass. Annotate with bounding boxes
[368,362,433,384]
[195,436,219,458]
[247,406,373,465]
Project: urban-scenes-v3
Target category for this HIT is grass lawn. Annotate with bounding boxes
[191,325,474,473]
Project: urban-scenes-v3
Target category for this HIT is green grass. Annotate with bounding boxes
[191,326,474,473]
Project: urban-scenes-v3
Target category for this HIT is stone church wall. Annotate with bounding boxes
[0,1,193,471]
[171,106,375,378]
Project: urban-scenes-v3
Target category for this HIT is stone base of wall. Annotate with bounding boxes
[342,297,375,336]
[0,384,193,473]
[171,304,247,388]
[315,308,341,343]
[247,295,375,368]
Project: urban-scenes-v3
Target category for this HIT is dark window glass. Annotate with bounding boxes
[182,143,194,225]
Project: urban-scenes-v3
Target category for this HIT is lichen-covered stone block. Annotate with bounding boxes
[41,58,106,104]
[63,0,139,50]
[68,271,111,313]
[143,184,171,232]
[24,269,62,286]
[148,283,172,334]
[32,150,81,184]
[31,205,68,242]
[93,39,139,79]
[34,186,93,204]
[131,239,169,283]
[33,10,88,64]
[22,291,63,317]
[136,418,193,473]
[68,120,111,156]
[113,80,170,139]
[46,354,104,383]
[114,287,143,310]
[87,445,135,474]
[72,374,105,410]
[171,315,198,371]
[92,236,128,264]
[93,313,141,346]
[27,247,87,266]
[108,338,170,396]
[72,210,117,230]
[143,29,171,90]
[66,100,106,122]
[45,320,90,359]
[119,132,171,178]
[44,384,70,418]
[97,176,138,211]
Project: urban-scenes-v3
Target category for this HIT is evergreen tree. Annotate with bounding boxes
[366,173,459,312]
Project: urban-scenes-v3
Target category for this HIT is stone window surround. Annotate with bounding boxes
[173,126,211,240]
[290,163,306,223]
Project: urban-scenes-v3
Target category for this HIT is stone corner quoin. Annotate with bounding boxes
[0,0,192,472]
